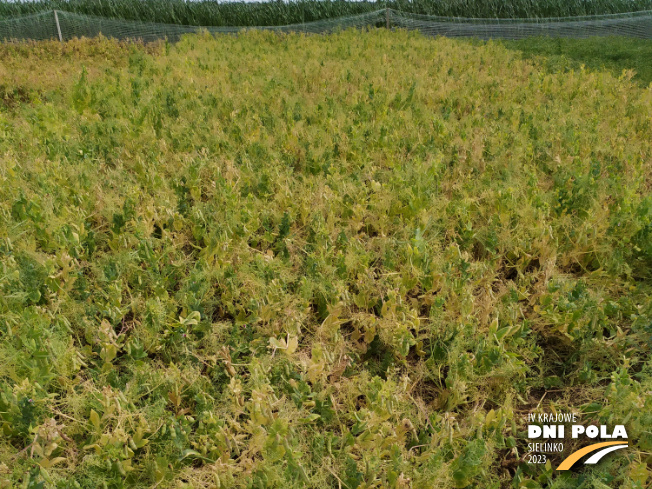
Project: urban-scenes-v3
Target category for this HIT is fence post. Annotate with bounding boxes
[386,8,390,29]
[54,10,63,42]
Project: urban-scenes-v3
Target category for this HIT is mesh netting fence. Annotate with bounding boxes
[0,11,59,41]
[1,8,651,42]
[389,9,652,39]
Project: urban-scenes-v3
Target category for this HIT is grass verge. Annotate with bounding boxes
[503,36,652,87]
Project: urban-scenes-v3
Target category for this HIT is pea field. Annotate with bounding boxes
[0,29,651,489]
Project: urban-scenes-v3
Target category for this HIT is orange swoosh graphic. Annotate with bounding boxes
[557,441,628,470]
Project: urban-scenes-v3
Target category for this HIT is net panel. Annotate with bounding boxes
[1,8,650,42]
[55,9,385,42]
[389,9,652,40]
[0,11,58,41]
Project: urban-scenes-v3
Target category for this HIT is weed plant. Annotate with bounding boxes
[0,30,651,488]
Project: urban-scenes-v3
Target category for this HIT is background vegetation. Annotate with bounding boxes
[0,0,652,25]
[0,30,651,488]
